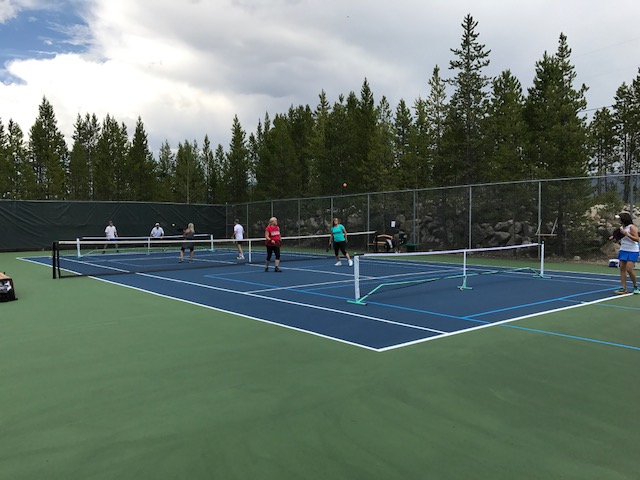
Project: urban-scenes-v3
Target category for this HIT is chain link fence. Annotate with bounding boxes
[224,174,639,259]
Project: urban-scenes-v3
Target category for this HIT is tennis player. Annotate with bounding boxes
[265,217,281,272]
[614,212,639,294]
[102,220,118,253]
[233,219,245,260]
[330,217,353,266]
[150,222,164,239]
[179,223,196,263]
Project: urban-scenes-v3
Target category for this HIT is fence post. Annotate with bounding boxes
[367,194,370,235]
[412,189,417,245]
[468,186,473,250]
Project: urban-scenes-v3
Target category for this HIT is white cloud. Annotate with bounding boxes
[0,0,19,22]
[1,0,639,153]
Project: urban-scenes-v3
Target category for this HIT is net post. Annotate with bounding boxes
[51,242,57,279]
[534,241,551,278]
[458,250,473,290]
[354,255,361,300]
[76,238,81,258]
[210,234,214,251]
[347,255,368,305]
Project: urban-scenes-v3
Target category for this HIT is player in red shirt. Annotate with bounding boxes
[265,216,282,272]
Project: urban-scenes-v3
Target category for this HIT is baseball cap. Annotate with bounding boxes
[155,222,160,226]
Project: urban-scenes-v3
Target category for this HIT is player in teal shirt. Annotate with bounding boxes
[330,217,353,266]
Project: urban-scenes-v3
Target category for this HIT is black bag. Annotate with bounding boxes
[0,276,16,302]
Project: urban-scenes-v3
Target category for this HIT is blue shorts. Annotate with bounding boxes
[618,250,639,262]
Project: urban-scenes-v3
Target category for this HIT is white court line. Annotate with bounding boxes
[246,262,356,277]
[94,276,381,352]
[137,271,447,336]
[246,278,355,294]
[20,255,628,352]
[377,294,624,352]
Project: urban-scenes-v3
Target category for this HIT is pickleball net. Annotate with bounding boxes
[349,243,547,305]
[52,231,376,278]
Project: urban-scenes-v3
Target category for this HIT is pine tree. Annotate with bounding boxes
[175,139,205,203]
[287,104,314,197]
[307,91,330,195]
[484,69,528,181]
[373,96,396,191]
[93,115,129,200]
[612,70,640,200]
[0,119,8,198]
[68,139,90,200]
[524,34,589,178]
[524,33,589,254]
[28,97,68,199]
[71,113,100,199]
[309,91,334,196]
[324,93,351,195]
[256,106,314,199]
[226,116,250,203]
[442,14,491,185]
[588,107,617,194]
[201,135,216,204]
[354,79,383,193]
[394,99,415,188]
[6,120,32,199]
[126,117,156,201]
[156,140,176,202]
[256,113,296,200]
[247,132,260,202]
[213,144,228,203]
[418,65,448,188]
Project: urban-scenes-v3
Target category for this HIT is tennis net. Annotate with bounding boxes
[53,231,376,278]
[349,243,547,305]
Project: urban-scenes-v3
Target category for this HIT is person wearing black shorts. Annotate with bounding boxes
[330,217,353,266]
[179,223,195,263]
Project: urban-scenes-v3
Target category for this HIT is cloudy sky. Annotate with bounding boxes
[0,0,638,153]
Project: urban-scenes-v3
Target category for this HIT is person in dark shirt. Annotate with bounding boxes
[179,223,196,263]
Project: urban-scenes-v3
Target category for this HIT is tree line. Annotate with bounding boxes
[1,14,639,205]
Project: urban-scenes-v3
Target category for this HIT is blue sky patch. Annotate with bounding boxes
[0,4,90,82]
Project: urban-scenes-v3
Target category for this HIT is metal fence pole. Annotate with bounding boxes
[367,194,370,234]
[468,186,473,249]
[412,189,417,244]
[537,181,542,240]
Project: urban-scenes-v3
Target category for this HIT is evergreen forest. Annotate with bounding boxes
[1,15,639,204]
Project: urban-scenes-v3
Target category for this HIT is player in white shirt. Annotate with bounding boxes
[103,220,118,253]
[150,223,164,239]
[233,219,245,260]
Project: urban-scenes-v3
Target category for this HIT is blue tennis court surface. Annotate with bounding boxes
[23,253,625,351]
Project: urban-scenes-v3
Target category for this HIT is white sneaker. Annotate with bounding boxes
[335,261,342,266]
[348,259,353,266]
